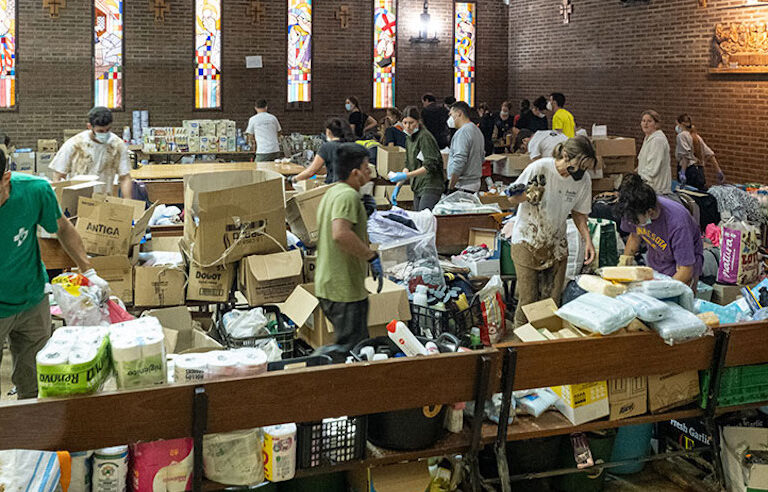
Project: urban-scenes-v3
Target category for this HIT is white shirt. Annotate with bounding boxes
[638,129,671,195]
[675,130,714,168]
[528,130,568,160]
[245,112,282,154]
[49,130,131,195]
[510,158,592,261]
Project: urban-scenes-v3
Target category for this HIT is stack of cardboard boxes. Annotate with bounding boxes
[591,137,637,194]
[8,138,54,175]
[373,144,414,207]
[141,119,238,153]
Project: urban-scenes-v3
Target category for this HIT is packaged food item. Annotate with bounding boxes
[599,266,654,282]
[576,275,627,297]
[617,292,670,322]
[555,293,635,335]
[475,276,507,344]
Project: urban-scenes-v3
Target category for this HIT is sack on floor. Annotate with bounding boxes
[717,218,760,285]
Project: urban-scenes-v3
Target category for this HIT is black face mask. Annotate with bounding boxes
[567,166,586,181]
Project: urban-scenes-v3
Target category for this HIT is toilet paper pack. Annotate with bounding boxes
[36,327,111,397]
[203,429,264,485]
[130,438,193,492]
[109,317,167,389]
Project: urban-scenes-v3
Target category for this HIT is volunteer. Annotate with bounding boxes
[548,92,576,138]
[447,101,485,193]
[617,173,703,287]
[506,136,597,327]
[388,106,445,211]
[50,106,132,198]
[675,114,725,190]
[345,96,377,139]
[245,99,283,162]
[515,129,568,160]
[492,101,515,153]
[315,143,383,361]
[0,154,108,399]
[515,96,549,133]
[421,93,451,149]
[292,118,355,184]
[637,110,672,195]
[477,102,495,156]
[382,107,407,148]
[513,99,530,127]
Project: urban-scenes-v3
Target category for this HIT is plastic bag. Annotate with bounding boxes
[367,207,436,245]
[555,293,635,335]
[222,308,268,339]
[433,191,502,216]
[464,393,516,425]
[203,429,264,485]
[565,219,586,280]
[651,302,709,345]
[694,299,750,325]
[617,292,670,322]
[475,275,507,345]
[516,388,558,418]
[0,450,68,491]
[628,271,689,299]
[51,272,109,326]
[717,218,760,286]
[378,233,445,291]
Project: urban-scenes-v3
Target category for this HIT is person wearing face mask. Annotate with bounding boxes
[617,174,703,287]
[506,136,597,327]
[637,110,672,195]
[675,114,724,190]
[292,118,355,184]
[447,101,486,193]
[388,106,444,211]
[548,92,575,138]
[515,96,550,134]
[345,96,378,140]
[50,107,132,198]
[492,101,515,153]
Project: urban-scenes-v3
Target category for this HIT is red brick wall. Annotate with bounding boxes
[2,0,508,148]
[507,0,768,185]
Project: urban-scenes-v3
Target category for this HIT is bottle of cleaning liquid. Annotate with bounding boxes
[413,285,429,308]
[470,327,483,350]
[387,320,428,356]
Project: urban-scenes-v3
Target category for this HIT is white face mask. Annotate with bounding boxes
[94,132,109,144]
[500,111,509,118]
[546,101,553,112]
[405,126,419,137]
[345,103,353,111]
[447,116,456,129]
[675,125,683,135]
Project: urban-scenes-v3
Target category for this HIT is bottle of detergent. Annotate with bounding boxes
[387,320,428,356]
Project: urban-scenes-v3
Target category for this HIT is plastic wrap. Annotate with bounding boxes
[51,273,109,326]
[378,233,445,291]
[628,272,690,299]
[222,308,268,339]
[475,276,507,344]
[617,292,670,322]
[565,219,586,281]
[576,275,627,297]
[433,191,502,216]
[651,302,710,345]
[694,299,750,325]
[555,293,635,335]
[203,429,264,485]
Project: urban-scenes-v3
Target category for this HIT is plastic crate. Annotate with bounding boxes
[409,302,476,342]
[700,364,768,408]
[296,416,367,469]
[215,304,296,358]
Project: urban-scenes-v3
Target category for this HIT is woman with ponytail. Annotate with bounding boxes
[617,173,703,287]
[293,118,356,184]
[675,114,725,190]
[506,135,597,327]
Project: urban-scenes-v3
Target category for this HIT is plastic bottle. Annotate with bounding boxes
[413,285,429,308]
[425,341,440,355]
[122,126,131,143]
[470,327,482,349]
[386,320,428,356]
[236,129,247,151]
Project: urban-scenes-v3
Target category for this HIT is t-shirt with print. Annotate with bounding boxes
[528,130,568,160]
[49,130,131,195]
[620,196,703,279]
[552,109,576,138]
[245,112,282,154]
[315,183,369,303]
[510,158,592,263]
[0,174,62,318]
[318,140,342,184]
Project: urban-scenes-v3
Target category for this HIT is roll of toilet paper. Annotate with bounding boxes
[36,347,69,366]
[174,354,207,383]
[203,429,264,485]
[110,336,143,363]
[206,351,240,379]
[51,326,81,341]
[263,424,297,482]
[68,345,98,365]
[140,332,165,358]
[234,348,267,376]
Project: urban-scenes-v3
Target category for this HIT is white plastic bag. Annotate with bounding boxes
[565,219,585,281]
[617,292,670,322]
[433,191,502,215]
[51,272,109,326]
[628,272,695,312]
[651,302,709,345]
[555,293,635,335]
[203,429,264,485]
[0,450,63,491]
[222,308,268,339]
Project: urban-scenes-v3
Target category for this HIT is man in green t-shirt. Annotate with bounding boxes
[0,154,108,398]
[315,143,383,361]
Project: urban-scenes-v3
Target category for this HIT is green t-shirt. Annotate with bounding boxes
[0,173,61,318]
[407,128,445,194]
[315,183,369,303]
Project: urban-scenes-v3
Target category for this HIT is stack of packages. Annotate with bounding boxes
[141,119,237,154]
[513,266,708,426]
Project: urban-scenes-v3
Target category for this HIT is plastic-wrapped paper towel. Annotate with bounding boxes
[69,450,93,492]
[203,429,264,485]
[555,293,635,335]
[617,292,670,322]
[109,317,167,389]
[131,438,193,492]
[172,348,268,384]
[36,326,111,397]
[263,424,297,482]
[651,302,709,345]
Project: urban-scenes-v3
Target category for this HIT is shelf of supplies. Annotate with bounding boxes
[708,67,768,74]
[139,151,256,156]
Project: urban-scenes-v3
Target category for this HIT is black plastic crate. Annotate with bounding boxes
[215,304,296,358]
[409,302,476,342]
[296,416,367,469]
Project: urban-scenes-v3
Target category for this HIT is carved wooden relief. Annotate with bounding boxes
[712,22,768,73]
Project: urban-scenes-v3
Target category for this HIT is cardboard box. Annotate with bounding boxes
[303,254,316,283]
[598,155,635,174]
[62,129,81,142]
[239,249,304,306]
[552,381,610,425]
[376,144,406,177]
[292,177,327,193]
[488,153,531,177]
[52,180,103,218]
[365,277,412,337]
[348,461,431,492]
[286,185,334,247]
[36,152,56,179]
[592,176,620,193]
[592,137,636,157]
[713,283,743,305]
[37,139,58,153]
[608,376,648,420]
[183,242,235,303]
[183,170,286,266]
[477,193,512,209]
[647,371,700,413]
[721,426,768,492]
[145,306,222,354]
[76,196,155,256]
[134,265,186,307]
[375,185,414,204]
[10,152,35,173]
[452,257,500,277]
[92,193,148,223]
[145,235,182,253]
[90,255,133,304]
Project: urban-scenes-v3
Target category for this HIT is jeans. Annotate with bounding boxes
[510,243,567,328]
[0,298,52,399]
[413,191,443,211]
[316,298,370,362]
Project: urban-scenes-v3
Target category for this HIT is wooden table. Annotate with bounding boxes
[435,213,501,255]
[133,150,257,164]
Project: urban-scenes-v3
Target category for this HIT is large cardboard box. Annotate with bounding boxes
[286,185,334,247]
[37,139,58,153]
[452,228,501,277]
[592,137,636,157]
[647,371,700,413]
[375,185,414,205]
[52,180,103,218]
[599,155,635,175]
[292,177,326,193]
[477,193,512,209]
[90,255,133,304]
[92,193,148,223]
[303,254,316,283]
[721,426,768,492]
[488,153,531,177]
[183,170,287,266]
[239,249,304,306]
[376,144,406,177]
[183,241,235,303]
[10,152,35,173]
[348,461,431,492]
[145,306,222,354]
[608,376,648,420]
[134,265,186,307]
[75,196,155,256]
[552,382,610,425]
[365,277,412,337]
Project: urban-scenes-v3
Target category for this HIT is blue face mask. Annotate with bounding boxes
[94,132,109,144]
[345,103,353,111]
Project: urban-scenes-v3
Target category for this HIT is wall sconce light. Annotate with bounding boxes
[410,0,439,44]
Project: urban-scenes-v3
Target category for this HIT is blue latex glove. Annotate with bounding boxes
[389,172,408,183]
[678,169,687,185]
[390,183,402,206]
[369,255,384,293]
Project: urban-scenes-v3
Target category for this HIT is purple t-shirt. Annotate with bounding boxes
[620,196,703,278]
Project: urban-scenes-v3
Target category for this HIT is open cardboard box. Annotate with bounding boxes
[51,179,104,218]
[487,153,531,177]
[721,426,768,492]
[376,144,406,177]
[348,461,431,492]
[90,255,133,305]
[145,306,222,355]
[286,184,334,247]
[75,195,156,256]
[451,228,501,277]
[238,249,304,306]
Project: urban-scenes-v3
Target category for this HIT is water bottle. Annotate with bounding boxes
[236,129,247,151]
[122,126,131,143]
[386,320,428,356]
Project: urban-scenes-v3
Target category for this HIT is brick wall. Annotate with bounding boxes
[2,0,508,148]
[508,0,768,185]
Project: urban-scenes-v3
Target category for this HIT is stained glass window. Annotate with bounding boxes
[94,0,123,109]
[0,0,16,109]
[288,0,312,103]
[195,0,221,109]
[373,0,396,109]
[454,2,476,107]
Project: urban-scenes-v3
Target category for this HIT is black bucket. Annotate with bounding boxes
[351,333,459,450]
